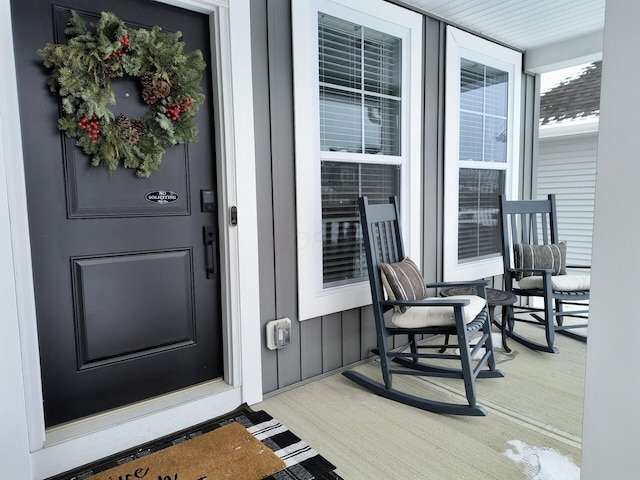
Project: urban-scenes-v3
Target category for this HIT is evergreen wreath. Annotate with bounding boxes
[39,10,206,178]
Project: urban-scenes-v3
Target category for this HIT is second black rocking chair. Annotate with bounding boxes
[342,196,503,416]
[498,194,590,353]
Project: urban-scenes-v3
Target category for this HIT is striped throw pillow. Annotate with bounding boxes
[380,257,428,312]
[513,242,567,281]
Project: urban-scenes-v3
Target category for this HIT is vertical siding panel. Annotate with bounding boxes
[342,308,361,365]
[268,0,302,388]
[250,0,279,393]
[424,16,442,280]
[360,306,377,359]
[522,72,539,200]
[322,313,343,372]
[301,317,323,380]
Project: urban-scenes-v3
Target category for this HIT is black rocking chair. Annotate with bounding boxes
[342,196,503,416]
[498,194,590,353]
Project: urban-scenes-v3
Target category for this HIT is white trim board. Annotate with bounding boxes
[0,0,261,477]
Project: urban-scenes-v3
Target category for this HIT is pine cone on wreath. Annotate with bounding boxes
[116,114,131,130]
[131,118,148,135]
[155,80,170,98]
[126,129,140,145]
[140,71,154,88]
[141,87,158,105]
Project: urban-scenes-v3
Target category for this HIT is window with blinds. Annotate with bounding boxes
[318,14,401,155]
[458,168,504,261]
[321,162,399,286]
[457,58,508,262]
[318,13,402,287]
[459,59,508,163]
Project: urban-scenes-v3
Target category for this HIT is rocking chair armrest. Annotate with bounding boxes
[509,267,554,275]
[566,264,591,269]
[426,279,490,289]
[381,298,471,308]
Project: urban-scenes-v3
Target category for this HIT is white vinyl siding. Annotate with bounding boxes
[537,132,597,266]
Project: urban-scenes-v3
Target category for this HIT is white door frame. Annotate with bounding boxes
[0,0,261,477]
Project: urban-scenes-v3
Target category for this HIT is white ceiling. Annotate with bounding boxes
[399,0,606,51]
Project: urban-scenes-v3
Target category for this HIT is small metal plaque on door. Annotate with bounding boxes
[145,190,179,204]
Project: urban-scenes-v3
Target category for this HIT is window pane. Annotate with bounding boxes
[321,162,399,286]
[364,95,400,155]
[459,111,483,161]
[485,66,508,117]
[460,60,485,113]
[458,168,504,261]
[459,59,508,163]
[363,29,401,96]
[484,116,507,163]
[318,14,361,90]
[320,87,362,152]
[318,13,402,156]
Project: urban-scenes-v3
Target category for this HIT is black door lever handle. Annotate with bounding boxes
[203,225,217,279]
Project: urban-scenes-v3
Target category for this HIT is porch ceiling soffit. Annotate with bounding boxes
[395,0,605,71]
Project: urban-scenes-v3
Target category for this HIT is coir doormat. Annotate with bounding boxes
[47,404,343,480]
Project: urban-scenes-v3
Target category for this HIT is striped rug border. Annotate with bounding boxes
[47,404,342,480]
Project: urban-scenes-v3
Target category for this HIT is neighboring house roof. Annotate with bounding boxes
[539,61,601,125]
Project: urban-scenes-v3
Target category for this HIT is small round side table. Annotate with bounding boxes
[440,286,517,352]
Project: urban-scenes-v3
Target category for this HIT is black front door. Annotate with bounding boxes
[11,0,223,427]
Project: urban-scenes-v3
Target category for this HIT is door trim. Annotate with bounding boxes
[0,0,261,475]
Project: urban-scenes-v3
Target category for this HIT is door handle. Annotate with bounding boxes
[203,226,217,279]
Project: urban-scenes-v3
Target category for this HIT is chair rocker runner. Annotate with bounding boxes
[498,194,590,353]
[342,196,503,416]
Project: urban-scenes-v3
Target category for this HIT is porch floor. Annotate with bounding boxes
[255,323,585,479]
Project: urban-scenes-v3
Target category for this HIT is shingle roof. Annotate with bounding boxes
[539,61,601,125]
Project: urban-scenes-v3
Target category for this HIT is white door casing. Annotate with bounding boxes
[0,0,260,477]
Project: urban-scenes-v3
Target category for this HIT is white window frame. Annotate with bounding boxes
[292,0,422,320]
[443,27,522,281]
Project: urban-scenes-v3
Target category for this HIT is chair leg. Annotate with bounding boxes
[439,333,450,353]
[377,333,394,389]
[483,315,498,371]
[455,313,477,408]
[543,282,556,350]
[409,333,419,361]
[504,294,560,353]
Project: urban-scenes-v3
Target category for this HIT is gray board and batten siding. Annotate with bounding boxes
[250,0,537,395]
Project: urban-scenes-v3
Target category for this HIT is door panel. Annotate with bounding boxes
[72,250,196,366]
[11,0,222,427]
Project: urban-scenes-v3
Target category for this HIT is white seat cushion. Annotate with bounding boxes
[517,273,590,291]
[391,295,486,328]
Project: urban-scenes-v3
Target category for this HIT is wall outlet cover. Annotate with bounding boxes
[266,318,292,350]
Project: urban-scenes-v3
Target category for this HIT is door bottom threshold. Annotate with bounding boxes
[45,378,230,446]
